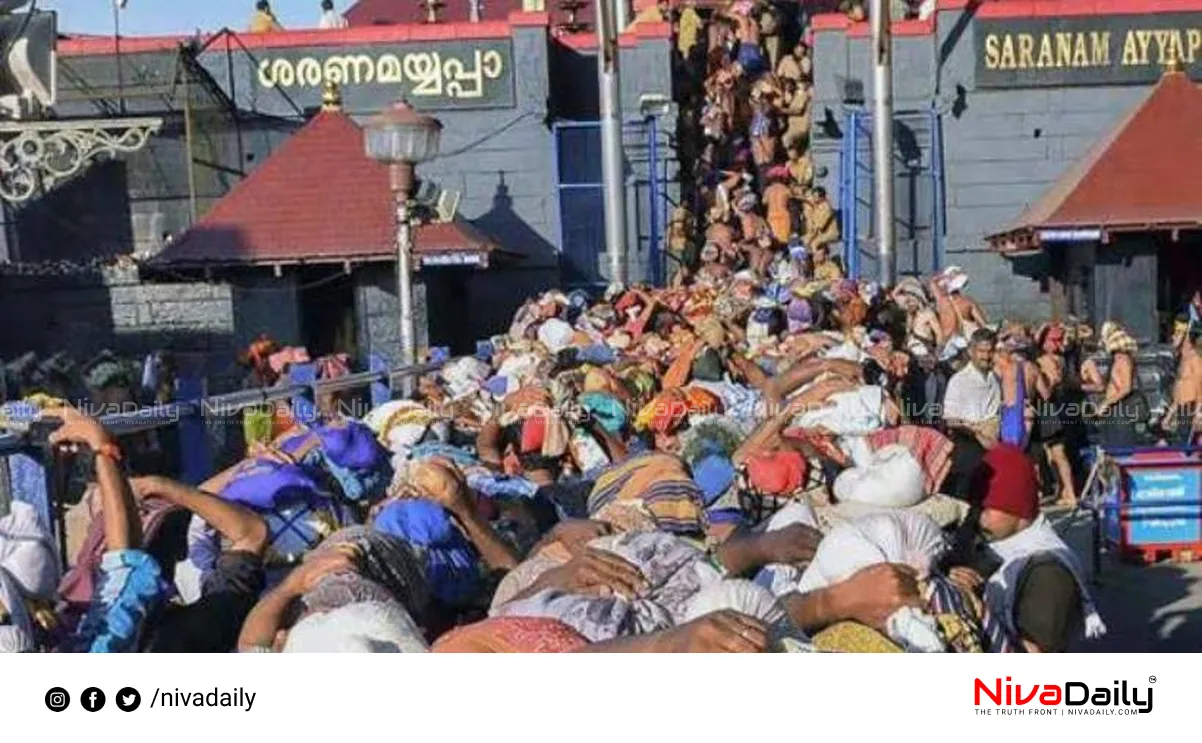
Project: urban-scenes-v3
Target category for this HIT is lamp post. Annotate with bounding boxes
[115,0,128,114]
[870,0,896,286]
[364,100,443,396]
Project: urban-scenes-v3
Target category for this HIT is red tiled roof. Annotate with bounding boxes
[347,0,595,28]
[156,110,502,267]
[344,0,720,31]
[989,71,1202,250]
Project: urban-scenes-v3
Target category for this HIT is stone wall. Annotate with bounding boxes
[0,266,300,385]
[353,263,559,361]
[354,264,429,366]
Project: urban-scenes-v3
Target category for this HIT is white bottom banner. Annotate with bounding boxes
[1,654,1186,742]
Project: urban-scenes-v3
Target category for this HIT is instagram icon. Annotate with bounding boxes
[44,687,70,712]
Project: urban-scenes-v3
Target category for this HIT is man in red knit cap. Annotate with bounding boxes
[950,444,1106,652]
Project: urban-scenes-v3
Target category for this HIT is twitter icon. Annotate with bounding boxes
[115,687,141,712]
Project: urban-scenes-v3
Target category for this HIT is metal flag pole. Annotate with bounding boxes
[596,0,628,285]
[114,0,127,114]
[871,0,895,286]
[613,0,629,31]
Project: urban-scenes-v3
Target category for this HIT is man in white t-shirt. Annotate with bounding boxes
[319,0,348,29]
[942,328,1001,447]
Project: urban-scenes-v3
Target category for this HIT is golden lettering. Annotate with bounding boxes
[1121,31,1141,65]
[1054,33,1073,67]
[1153,29,1172,63]
[1018,33,1035,68]
[1036,34,1054,68]
[444,52,484,98]
[254,47,506,96]
[322,57,348,85]
[1135,30,1153,64]
[296,58,323,87]
[257,58,275,87]
[1072,34,1089,67]
[482,50,504,79]
[1090,31,1110,66]
[272,58,294,87]
[1188,29,1202,63]
[323,54,374,85]
[984,34,1000,69]
[1167,29,1186,65]
[404,53,444,96]
[377,54,403,84]
[999,34,1016,69]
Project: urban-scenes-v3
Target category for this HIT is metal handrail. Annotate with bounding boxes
[0,360,442,455]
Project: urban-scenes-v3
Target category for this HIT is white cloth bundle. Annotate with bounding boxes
[833,444,926,508]
[754,501,822,598]
[790,511,949,652]
[794,385,885,436]
[537,318,576,353]
[440,356,490,400]
[794,511,946,595]
[683,579,788,626]
[494,353,543,392]
[285,600,429,653]
[820,341,865,363]
[0,502,59,653]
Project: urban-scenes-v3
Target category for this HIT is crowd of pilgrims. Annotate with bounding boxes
[4,0,1200,654]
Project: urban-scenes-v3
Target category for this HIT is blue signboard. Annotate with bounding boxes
[1126,467,1202,546]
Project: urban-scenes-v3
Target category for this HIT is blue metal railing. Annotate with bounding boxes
[0,359,441,562]
[0,362,440,456]
[838,107,945,279]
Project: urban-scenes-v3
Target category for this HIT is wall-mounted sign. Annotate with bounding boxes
[1039,229,1103,243]
[975,13,1202,88]
[200,38,515,114]
[418,252,486,268]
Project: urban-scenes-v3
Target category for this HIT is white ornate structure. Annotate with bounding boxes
[0,117,162,204]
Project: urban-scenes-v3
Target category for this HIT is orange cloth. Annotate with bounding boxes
[635,386,724,434]
[745,449,808,495]
[768,211,791,244]
[663,340,705,390]
[503,385,553,418]
[682,386,723,417]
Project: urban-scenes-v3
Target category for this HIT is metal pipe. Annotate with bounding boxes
[0,362,441,457]
[647,114,660,286]
[393,164,418,398]
[114,2,126,114]
[613,0,629,33]
[870,0,896,286]
[597,0,628,285]
[183,64,199,224]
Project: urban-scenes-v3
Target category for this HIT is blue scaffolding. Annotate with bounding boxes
[838,108,946,279]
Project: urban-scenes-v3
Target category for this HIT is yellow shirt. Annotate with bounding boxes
[249,10,282,33]
[815,261,844,283]
[678,7,702,56]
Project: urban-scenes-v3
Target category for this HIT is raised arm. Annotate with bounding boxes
[47,409,140,551]
[131,476,268,555]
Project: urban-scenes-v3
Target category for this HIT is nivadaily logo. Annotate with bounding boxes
[974,677,1154,715]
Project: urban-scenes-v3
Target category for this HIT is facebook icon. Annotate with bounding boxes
[80,687,106,712]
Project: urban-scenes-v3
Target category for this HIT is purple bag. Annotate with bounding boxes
[314,421,387,472]
[219,458,322,510]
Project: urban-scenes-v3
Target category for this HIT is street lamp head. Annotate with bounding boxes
[364,100,443,166]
